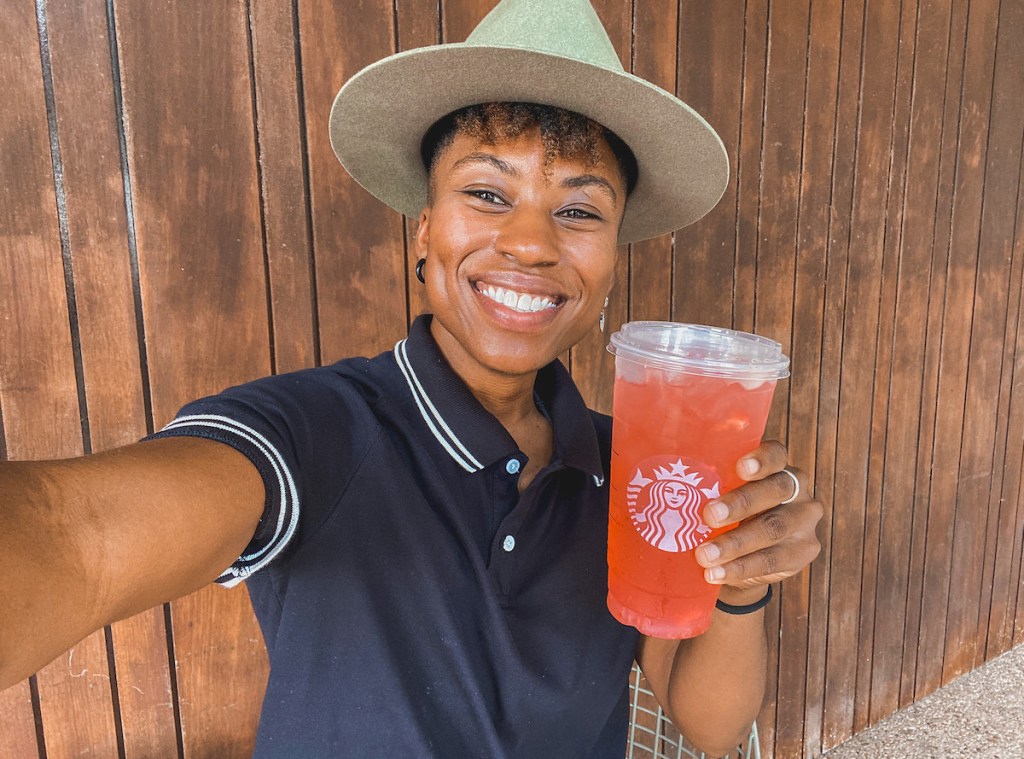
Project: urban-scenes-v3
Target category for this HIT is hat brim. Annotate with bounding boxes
[329,44,729,245]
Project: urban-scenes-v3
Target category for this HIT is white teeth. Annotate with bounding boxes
[481,284,556,313]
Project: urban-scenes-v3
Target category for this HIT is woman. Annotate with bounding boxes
[0,1,822,756]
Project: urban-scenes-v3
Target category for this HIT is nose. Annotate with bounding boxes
[495,206,560,267]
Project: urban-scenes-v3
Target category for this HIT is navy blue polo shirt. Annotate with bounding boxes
[151,315,639,758]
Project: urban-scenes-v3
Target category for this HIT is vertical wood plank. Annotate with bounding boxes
[832,0,903,738]
[818,0,866,747]
[853,0,917,734]
[0,682,40,758]
[934,0,999,685]
[1,1,121,755]
[991,134,1024,654]
[251,0,318,374]
[114,0,272,418]
[1012,231,1024,647]
[986,130,1024,658]
[674,0,745,330]
[299,0,407,363]
[629,0,676,324]
[976,0,1024,664]
[796,1,844,755]
[44,0,181,755]
[910,0,970,703]
[874,0,953,721]
[757,1,812,755]
[112,0,272,756]
[733,1,769,336]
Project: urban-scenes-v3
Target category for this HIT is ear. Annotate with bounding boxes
[414,208,430,257]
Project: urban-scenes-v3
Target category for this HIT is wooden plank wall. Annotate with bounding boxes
[1,1,1022,757]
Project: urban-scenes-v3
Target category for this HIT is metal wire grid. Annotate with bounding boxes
[626,664,761,759]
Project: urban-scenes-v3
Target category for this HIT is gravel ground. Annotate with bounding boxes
[822,643,1024,758]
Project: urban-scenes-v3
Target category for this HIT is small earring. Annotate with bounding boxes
[415,258,426,284]
[600,297,609,333]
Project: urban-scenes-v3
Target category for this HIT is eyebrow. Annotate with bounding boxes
[449,152,520,177]
[561,174,619,205]
[449,154,619,205]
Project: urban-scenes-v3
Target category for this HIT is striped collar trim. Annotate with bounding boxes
[394,337,485,473]
[393,316,605,481]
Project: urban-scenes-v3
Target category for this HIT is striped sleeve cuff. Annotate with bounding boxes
[152,413,299,587]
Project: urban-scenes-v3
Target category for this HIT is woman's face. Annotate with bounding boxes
[415,127,625,381]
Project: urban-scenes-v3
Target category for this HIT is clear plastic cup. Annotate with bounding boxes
[606,322,790,638]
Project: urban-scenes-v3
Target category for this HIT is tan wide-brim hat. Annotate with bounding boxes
[329,0,729,245]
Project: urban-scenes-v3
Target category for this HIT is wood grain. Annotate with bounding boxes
[795,1,843,754]
[251,0,318,374]
[675,1,746,331]
[299,0,407,363]
[1,1,121,756]
[911,0,970,702]
[112,1,272,756]
[974,0,1024,667]
[818,0,867,746]
[628,0,676,325]
[897,0,959,710]
[855,0,917,732]
[44,0,180,755]
[869,0,948,723]
[760,2,811,754]
[935,0,999,685]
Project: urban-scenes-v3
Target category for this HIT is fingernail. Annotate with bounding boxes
[699,543,721,564]
[740,458,759,477]
[707,501,729,525]
[707,567,726,582]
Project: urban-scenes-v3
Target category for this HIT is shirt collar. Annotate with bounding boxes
[393,315,604,479]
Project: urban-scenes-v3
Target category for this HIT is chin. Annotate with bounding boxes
[470,337,560,377]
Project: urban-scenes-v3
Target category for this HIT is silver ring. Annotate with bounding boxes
[779,469,800,504]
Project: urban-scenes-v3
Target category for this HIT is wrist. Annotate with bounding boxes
[715,585,772,614]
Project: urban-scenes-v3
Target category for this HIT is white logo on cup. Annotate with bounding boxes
[626,457,721,553]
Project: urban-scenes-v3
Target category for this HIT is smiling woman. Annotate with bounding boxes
[0,1,828,757]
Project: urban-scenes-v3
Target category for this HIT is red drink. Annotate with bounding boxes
[606,323,787,638]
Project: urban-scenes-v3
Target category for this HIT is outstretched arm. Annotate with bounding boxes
[0,436,264,690]
[635,441,822,757]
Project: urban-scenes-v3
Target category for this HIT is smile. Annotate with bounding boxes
[478,284,559,313]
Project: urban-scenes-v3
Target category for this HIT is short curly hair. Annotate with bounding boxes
[421,102,638,203]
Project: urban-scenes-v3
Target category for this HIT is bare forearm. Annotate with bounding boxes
[665,605,767,756]
[0,462,103,689]
[638,587,768,758]
[0,439,264,691]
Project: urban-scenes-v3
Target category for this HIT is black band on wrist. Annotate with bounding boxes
[715,585,773,615]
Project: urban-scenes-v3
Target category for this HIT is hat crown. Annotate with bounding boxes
[464,0,625,73]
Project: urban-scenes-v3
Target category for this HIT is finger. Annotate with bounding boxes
[736,439,789,481]
[703,468,808,527]
[701,526,822,586]
[697,499,822,570]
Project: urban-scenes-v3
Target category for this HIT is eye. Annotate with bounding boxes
[559,207,603,221]
[464,189,507,205]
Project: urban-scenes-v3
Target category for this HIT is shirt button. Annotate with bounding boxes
[505,458,521,475]
[502,535,516,552]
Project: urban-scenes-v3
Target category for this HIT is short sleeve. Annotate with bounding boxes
[146,366,375,587]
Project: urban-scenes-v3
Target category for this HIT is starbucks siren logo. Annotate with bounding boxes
[626,456,720,553]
